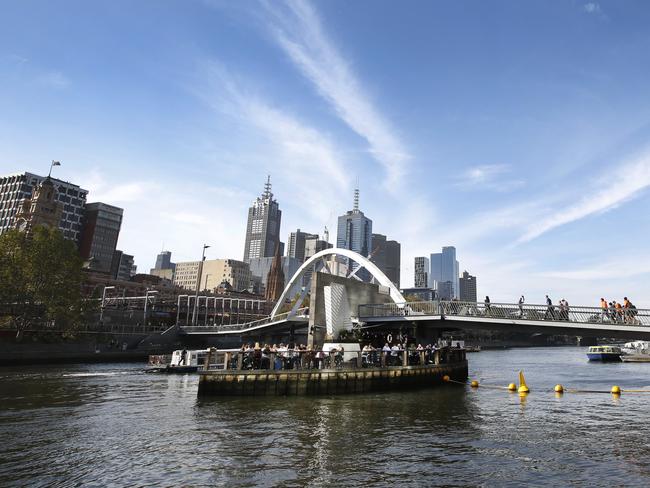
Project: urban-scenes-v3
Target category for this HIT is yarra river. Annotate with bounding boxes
[2,347,650,487]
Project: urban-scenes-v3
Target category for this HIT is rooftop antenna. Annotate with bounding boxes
[353,178,359,212]
[263,174,272,199]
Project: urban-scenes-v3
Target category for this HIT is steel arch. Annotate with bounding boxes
[270,248,406,319]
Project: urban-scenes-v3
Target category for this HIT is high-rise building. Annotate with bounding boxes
[430,246,460,299]
[173,259,252,292]
[287,229,318,262]
[370,233,401,287]
[248,256,301,297]
[79,203,123,274]
[111,250,135,281]
[154,251,175,271]
[243,176,282,262]
[150,250,176,281]
[304,235,332,260]
[459,270,477,302]
[414,256,430,288]
[0,172,88,242]
[337,188,372,280]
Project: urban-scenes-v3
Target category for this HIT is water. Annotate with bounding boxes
[2,347,650,487]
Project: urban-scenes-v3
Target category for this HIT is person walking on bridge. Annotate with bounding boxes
[518,296,525,319]
[544,295,555,320]
[484,296,491,316]
[600,298,609,323]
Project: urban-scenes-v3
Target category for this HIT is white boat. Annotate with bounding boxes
[147,349,210,373]
[621,341,650,362]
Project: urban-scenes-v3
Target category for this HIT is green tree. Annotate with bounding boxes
[0,227,86,338]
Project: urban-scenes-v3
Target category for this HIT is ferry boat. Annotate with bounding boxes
[587,346,622,362]
[147,349,210,373]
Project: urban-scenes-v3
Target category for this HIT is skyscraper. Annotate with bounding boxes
[79,202,124,274]
[287,229,318,262]
[414,256,430,288]
[150,250,176,281]
[370,233,401,287]
[337,188,372,279]
[459,270,477,302]
[430,246,460,299]
[243,176,282,262]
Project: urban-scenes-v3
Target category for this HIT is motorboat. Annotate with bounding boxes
[587,346,622,362]
[147,349,210,373]
[621,341,650,362]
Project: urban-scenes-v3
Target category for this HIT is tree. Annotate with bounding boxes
[0,227,87,338]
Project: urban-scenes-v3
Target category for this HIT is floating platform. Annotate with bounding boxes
[197,349,468,396]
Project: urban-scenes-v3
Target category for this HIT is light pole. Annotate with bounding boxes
[144,290,159,326]
[192,244,210,326]
[100,286,115,323]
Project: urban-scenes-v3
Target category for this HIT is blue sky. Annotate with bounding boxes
[2,0,650,306]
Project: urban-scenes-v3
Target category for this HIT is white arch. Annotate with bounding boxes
[271,248,406,318]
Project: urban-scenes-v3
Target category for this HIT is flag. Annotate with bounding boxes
[51,160,61,166]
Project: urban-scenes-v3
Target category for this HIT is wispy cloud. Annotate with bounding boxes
[38,71,70,89]
[539,256,650,281]
[517,150,650,243]
[195,62,350,224]
[83,170,159,203]
[456,164,525,192]
[261,0,410,188]
[583,3,602,15]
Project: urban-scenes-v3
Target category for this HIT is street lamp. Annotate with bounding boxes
[192,244,210,326]
[100,285,115,323]
[144,290,159,324]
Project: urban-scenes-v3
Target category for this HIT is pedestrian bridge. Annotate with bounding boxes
[358,300,650,341]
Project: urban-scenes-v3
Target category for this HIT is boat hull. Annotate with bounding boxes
[587,353,621,362]
[621,355,650,363]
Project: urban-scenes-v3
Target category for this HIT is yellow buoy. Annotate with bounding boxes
[507,383,517,391]
[554,384,564,393]
[442,375,450,382]
[470,380,479,388]
[518,370,530,394]
[611,385,621,395]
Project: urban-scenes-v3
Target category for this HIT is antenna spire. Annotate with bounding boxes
[263,175,272,199]
[353,186,359,212]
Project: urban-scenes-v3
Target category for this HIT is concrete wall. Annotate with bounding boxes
[307,271,395,348]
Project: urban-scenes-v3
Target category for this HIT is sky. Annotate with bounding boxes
[2,0,650,306]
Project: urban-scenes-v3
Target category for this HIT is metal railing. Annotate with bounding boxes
[181,307,310,334]
[202,346,466,372]
[359,300,650,328]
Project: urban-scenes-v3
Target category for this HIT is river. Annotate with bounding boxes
[1,347,650,487]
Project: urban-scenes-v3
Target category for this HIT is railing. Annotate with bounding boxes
[181,307,310,333]
[202,346,466,372]
[359,300,650,328]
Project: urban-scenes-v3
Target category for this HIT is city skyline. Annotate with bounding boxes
[3,1,650,305]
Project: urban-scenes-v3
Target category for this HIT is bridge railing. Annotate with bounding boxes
[359,300,650,327]
[180,307,310,333]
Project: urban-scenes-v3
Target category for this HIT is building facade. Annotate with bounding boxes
[414,256,430,288]
[265,246,285,302]
[248,256,301,298]
[401,287,436,302]
[287,229,318,263]
[370,233,401,288]
[459,270,477,302]
[430,246,460,299]
[111,250,135,281]
[0,172,88,242]
[243,176,282,262]
[79,202,123,274]
[150,250,176,280]
[337,189,372,280]
[173,259,252,292]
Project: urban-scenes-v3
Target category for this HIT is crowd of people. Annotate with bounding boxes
[599,297,639,324]
[230,338,457,371]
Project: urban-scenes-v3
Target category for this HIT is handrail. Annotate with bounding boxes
[358,300,650,327]
[180,307,310,333]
